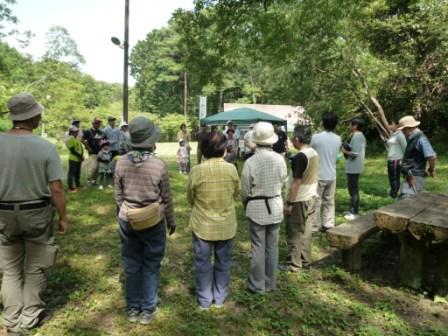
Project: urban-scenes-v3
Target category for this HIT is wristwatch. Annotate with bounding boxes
[286,201,294,206]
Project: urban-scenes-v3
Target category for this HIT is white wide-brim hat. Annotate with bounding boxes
[398,115,420,130]
[251,121,278,145]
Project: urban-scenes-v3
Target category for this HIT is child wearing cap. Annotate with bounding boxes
[97,140,113,189]
[177,140,189,174]
[66,126,84,192]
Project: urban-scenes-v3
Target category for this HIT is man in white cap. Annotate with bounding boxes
[241,122,287,294]
[398,115,437,198]
[119,121,131,154]
[0,93,69,334]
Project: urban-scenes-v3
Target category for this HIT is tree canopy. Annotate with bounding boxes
[130,0,448,140]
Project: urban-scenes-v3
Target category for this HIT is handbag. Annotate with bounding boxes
[121,201,165,230]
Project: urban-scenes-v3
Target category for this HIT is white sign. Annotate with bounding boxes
[199,96,207,119]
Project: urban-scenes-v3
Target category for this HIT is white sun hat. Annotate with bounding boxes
[251,122,278,145]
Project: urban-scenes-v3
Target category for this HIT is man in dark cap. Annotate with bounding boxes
[82,117,105,186]
[115,116,175,325]
[0,93,69,334]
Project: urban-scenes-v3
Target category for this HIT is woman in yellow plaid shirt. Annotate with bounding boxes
[187,132,240,310]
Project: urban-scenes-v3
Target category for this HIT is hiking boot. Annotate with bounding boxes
[127,308,139,323]
[139,307,158,325]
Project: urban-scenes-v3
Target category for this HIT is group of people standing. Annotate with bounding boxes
[64,116,131,191]
[0,92,438,333]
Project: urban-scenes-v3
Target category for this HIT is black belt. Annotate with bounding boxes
[246,195,280,215]
[0,200,50,211]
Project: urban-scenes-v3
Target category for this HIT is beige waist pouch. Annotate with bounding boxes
[123,202,165,230]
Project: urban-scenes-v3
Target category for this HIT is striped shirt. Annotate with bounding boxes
[114,153,175,228]
[187,158,240,241]
[241,147,287,225]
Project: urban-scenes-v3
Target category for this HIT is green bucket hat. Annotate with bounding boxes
[7,93,44,121]
[128,116,161,148]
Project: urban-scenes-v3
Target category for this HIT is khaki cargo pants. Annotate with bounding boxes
[0,205,57,332]
[285,199,316,271]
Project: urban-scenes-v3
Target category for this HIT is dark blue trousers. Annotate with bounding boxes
[387,160,401,198]
[119,219,166,311]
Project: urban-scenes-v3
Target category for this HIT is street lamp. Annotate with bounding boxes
[111,0,129,123]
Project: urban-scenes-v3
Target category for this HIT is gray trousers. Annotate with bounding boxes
[400,176,425,199]
[193,234,233,307]
[313,179,336,232]
[0,205,56,332]
[247,219,280,293]
[285,199,315,270]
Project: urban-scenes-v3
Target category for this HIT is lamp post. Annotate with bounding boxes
[111,0,129,123]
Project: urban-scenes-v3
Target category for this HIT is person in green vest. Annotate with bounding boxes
[65,125,84,192]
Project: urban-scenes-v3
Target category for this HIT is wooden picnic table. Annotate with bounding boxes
[373,192,448,297]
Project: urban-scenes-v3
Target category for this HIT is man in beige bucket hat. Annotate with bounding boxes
[398,115,437,198]
[0,93,69,334]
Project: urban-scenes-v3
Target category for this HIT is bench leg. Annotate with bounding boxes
[433,242,448,298]
[342,244,362,272]
[398,231,426,290]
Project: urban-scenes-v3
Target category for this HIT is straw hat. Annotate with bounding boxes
[398,116,420,130]
[251,122,278,145]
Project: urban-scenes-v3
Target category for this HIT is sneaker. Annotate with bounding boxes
[139,307,158,325]
[344,212,358,220]
[278,264,299,273]
[98,185,104,190]
[107,184,113,189]
[213,302,224,309]
[198,305,210,311]
[67,188,78,193]
[127,308,139,323]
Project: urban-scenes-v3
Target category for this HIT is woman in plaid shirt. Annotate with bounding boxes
[187,132,240,310]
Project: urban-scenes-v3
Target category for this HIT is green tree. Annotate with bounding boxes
[44,25,85,67]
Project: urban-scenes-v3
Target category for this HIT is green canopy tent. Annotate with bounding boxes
[203,107,286,126]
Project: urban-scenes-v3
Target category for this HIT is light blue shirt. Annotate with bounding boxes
[103,125,120,151]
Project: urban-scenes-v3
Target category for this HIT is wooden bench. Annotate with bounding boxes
[374,192,448,292]
[326,213,378,272]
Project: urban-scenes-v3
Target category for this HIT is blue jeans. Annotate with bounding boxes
[192,234,233,307]
[118,219,166,311]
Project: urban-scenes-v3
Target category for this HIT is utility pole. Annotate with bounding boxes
[123,0,129,123]
[184,71,188,121]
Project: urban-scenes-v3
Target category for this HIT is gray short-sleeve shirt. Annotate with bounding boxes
[0,133,63,201]
[345,131,366,174]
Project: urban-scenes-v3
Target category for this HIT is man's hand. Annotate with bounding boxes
[406,175,415,187]
[284,205,293,216]
[58,218,69,235]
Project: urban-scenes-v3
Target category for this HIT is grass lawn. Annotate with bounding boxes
[5,143,448,336]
